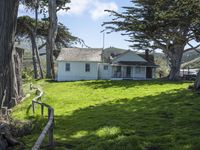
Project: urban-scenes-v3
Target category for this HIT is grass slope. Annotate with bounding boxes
[11,80,200,150]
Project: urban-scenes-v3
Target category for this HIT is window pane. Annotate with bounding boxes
[66,63,70,71]
[135,67,145,74]
[85,63,90,72]
[135,67,141,74]
[117,66,121,72]
[104,65,108,70]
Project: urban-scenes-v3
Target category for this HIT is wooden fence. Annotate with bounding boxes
[31,85,54,150]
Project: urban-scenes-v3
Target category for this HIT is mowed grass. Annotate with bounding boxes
[11,80,200,150]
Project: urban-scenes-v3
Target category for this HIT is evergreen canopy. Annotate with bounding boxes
[104,0,200,52]
[16,16,79,48]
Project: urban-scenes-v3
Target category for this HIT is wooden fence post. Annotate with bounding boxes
[48,108,54,146]
[48,108,50,120]
[31,86,54,149]
[41,105,44,116]
[32,102,35,114]
[36,89,40,95]
[30,83,33,90]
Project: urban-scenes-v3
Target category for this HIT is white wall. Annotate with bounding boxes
[98,63,112,79]
[57,61,99,81]
[152,68,156,79]
[112,51,147,63]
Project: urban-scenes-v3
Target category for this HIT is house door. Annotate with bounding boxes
[146,67,152,78]
[126,66,131,78]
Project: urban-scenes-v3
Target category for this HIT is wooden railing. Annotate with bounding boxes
[31,85,54,150]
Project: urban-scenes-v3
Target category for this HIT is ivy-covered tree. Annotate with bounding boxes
[104,0,200,80]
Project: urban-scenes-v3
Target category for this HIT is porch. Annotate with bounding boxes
[112,65,133,79]
[111,65,154,80]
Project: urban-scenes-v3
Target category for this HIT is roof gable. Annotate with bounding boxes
[57,48,102,62]
[112,50,147,63]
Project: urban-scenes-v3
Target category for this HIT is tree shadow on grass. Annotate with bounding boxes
[43,79,192,90]
[53,89,200,150]
[78,80,191,89]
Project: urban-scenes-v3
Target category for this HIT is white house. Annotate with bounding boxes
[56,48,157,81]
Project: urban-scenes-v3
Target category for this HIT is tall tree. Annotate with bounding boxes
[20,0,44,79]
[16,16,42,79]
[46,0,70,78]
[34,0,44,79]
[46,0,57,78]
[16,16,80,54]
[0,0,20,108]
[23,0,70,79]
[104,0,200,80]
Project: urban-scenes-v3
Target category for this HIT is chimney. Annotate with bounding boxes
[145,50,149,61]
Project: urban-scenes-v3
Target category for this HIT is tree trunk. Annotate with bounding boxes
[167,42,185,81]
[0,0,19,108]
[34,0,44,79]
[35,43,44,79]
[30,34,39,79]
[25,23,43,79]
[28,0,39,80]
[194,71,200,90]
[46,0,58,79]
[30,32,44,79]
[10,48,24,107]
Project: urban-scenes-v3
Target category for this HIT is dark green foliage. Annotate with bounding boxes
[16,16,35,37]
[21,0,70,11]
[16,16,79,48]
[22,67,34,81]
[104,0,200,51]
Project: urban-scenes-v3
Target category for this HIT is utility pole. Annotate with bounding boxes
[102,31,105,49]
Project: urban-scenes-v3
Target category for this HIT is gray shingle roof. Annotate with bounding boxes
[57,48,102,62]
[115,61,158,67]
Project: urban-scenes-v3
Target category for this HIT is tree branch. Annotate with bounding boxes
[38,42,46,50]
[57,6,69,12]
[184,42,200,53]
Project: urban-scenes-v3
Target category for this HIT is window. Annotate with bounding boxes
[135,67,144,74]
[117,66,121,72]
[65,63,70,71]
[135,67,141,74]
[85,63,90,72]
[104,65,108,70]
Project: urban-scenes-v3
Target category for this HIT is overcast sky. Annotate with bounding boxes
[18,0,131,50]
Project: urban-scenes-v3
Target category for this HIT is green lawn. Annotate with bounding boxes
[11,80,200,150]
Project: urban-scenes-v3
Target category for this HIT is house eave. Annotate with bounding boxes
[56,60,102,63]
[111,64,158,68]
